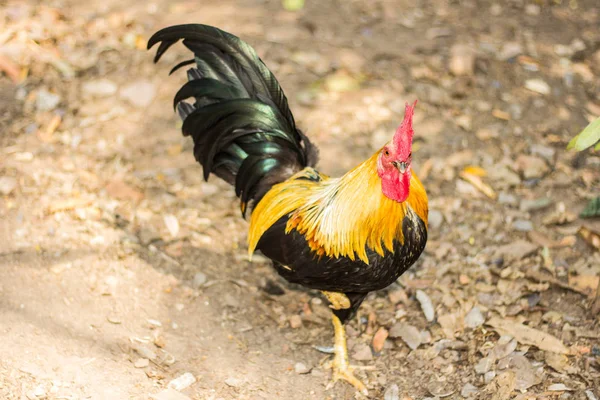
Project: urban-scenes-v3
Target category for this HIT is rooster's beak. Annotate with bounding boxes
[393,161,408,174]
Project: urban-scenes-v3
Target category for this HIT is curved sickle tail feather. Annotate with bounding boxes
[148,24,318,216]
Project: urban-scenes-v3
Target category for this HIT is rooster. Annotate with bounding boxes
[149,24,428,395]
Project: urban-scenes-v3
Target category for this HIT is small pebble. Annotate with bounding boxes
[192,272,207,288]
[449,44,475,76]
[384,383,400,400]
[33,385,46,397]
[120,80,157,108]
[294,362,310,374]
[490,3,502,15]
[512,220,533,232]
[498,42,522,60]
[168,372,196,391]
[224,377,243,388]
[289,315,303,329]
[525,4,540,15]
[520,197,552,212]
[530,144,556,162]
[484,370,496,383]
[134,358,149,368]
[352,344,373,361]
[416,290,435,322]
[585,390,598,400]
[82,79,117,97]
[36,89,61,112]
[428,210,444,229]
[461,383,478,397]
[0,177,17,195]
[464,307,485,329]
[525,79,551,95]
[498,192,518,206]
[516,154,549,179]
[389,322,422,350]
[475,356,494,374]
[148,319,162,328]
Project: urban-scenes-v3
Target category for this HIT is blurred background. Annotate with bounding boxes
[0,0,599,399]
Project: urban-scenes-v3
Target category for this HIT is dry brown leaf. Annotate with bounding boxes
[545,352,577,374]
[477,371,516,400]
[578,226,600,251]
[568,275,600,297]
[487,316,569,354]
[438,312,464,338]
[372,327,389,352]
[459,171,497,199]
[525,270,588,296]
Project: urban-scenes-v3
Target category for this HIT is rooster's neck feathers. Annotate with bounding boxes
[248,152,428,264]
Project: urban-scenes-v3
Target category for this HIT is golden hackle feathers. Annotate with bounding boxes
[248,152,428,264]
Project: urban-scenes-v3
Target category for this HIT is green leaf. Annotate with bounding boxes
[282,0,305,11]
[595,141,600,151]
[581,197,600,219]
[567,116,600,151]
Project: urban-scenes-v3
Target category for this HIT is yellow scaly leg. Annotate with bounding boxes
[321,291,368,396]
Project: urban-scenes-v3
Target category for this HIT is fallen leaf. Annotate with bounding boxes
[415,289,435,322]
[580,197,600,218]
[389,322,421,350]
[478,371,516,400]
[352,343,373,361]
[493,240,539,262]
[579,226,600,250]
[462,165,487,177]
[487,316,569,354]
[506,353,542,390]
[545,352,577,374]
[163,214,180,238]
[460,171,497,199]
[567,116,600,152]
[568,275,600,297]
[372,327,389,352]
[547,383,572,391]
[438,312,464,338]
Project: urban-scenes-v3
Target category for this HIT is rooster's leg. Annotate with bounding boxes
[321,291,368,395]
[330,313,368,395]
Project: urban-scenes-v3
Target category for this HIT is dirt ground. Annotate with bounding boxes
[1,0,599,399]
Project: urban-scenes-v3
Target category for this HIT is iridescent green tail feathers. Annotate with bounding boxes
[148,24,317,216]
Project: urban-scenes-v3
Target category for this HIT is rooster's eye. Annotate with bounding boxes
[384,149,390,157]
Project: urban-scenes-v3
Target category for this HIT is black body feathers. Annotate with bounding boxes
[148,24,317,215]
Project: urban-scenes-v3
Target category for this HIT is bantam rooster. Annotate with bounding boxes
[148,24,428,395]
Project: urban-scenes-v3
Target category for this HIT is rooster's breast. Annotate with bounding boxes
[256,209,427,293]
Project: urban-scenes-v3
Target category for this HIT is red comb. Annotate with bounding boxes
[392,100,417,151]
